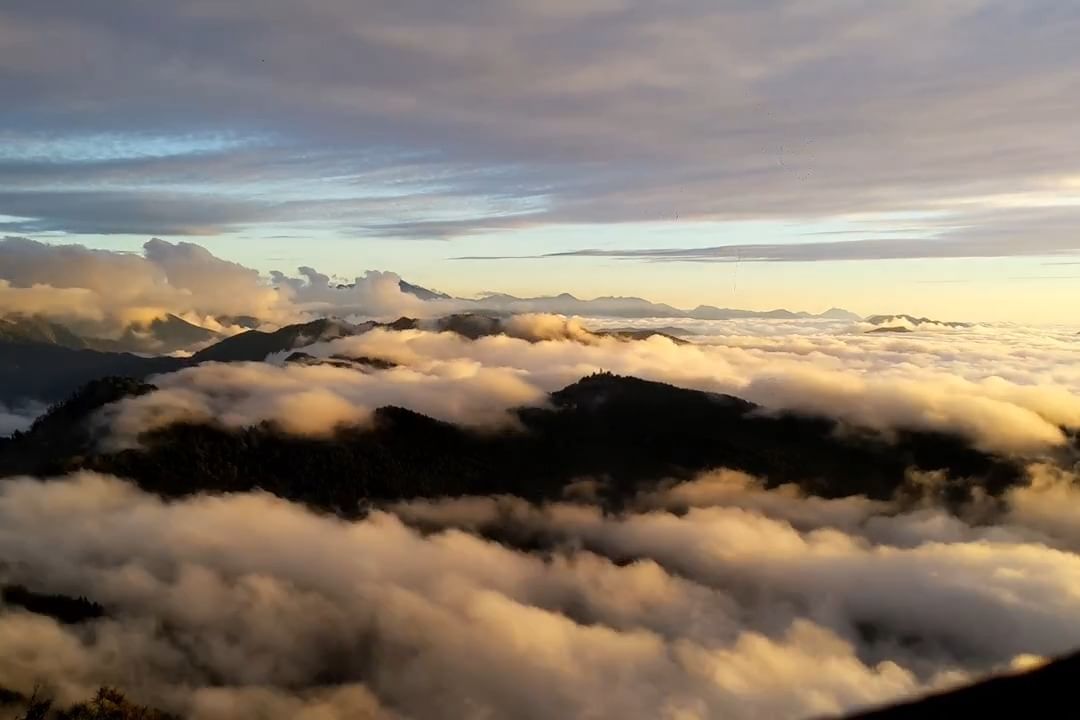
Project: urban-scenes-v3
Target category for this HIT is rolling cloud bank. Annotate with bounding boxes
[99,313,1080,456]
[3,467,1080,719]
[2,238,1080,718]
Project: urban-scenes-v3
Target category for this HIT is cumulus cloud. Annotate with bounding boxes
[270,266,461,320]
[390,464,1080,662]
[100,358,545,447]
[3,469,1080,718]
[101,317,1080,455]
[0,279,102,321]
[1001,463,1080,552]
[0,236,292,336]
[498,313,599,343]
[0,238,464,340]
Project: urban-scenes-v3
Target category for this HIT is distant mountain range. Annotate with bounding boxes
[0,316,366,406]
[461,290,862,321]
[0,313,216,354]
[0,339,185,407]
[398,279,453,301]
[394,278,864,321]
[0,314,89,348]
[865,314,972,333]
[189,317,365,363]
[0,314,695,406]
[3,279,860,360]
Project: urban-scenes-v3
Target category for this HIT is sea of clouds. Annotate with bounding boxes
[3,237,1080,718]
[3,466,1080,719]
[97,314,1080,456]
[9,238,1072,453]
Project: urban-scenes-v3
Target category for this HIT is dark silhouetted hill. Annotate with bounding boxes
[595,329,690,344]
[114,313,217,353]
[0,341,182,405]
[0,314,92,349]
[1,314,703,406]
[0,377,155,475]
[867,326,914,334]
[0,373,1022,514]
[1,312,217,354]
[1,317,377,404]
[191,317,365,362]
[843,653,1079,718]
[0,685,178,720]
[399,279,452,300]
[866,314,970,329]
[1,585,105,625]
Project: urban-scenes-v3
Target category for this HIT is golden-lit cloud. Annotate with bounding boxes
[3,468,1080,718]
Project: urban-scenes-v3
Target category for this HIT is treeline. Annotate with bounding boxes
[1,586,105,625]
[1,373,1023,514]
[1,686,176,720]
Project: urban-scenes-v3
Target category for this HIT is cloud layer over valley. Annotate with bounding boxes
[21,239,1080,459]
[97,314,1080,456]
[3,468,1080,719]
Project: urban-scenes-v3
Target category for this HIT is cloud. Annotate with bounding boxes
[1001,463,1080,553]
[0,279,102,321]
[2,2,1080,241]
[4,237,1079,455]
[0,236,295,335]
[0,190,265,236]
[458,207,1080,263]
[3,469,1080,718]
[390,463,1080,664]
[101,359,544,447]
[124,318,1074,455]
[269,266,462,320]
[0,238,853,348]
[0,238,458,339]
[90,315,1080,454]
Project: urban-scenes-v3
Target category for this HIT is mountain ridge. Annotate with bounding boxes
[467,292,862,321]
[866,314,971,329]
[0,372,1022,511]
[0,314,704,406]
[843,653,1078,718]
[0,312,217,354]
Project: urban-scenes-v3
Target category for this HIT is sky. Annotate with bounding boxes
[2,0,1080,322]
